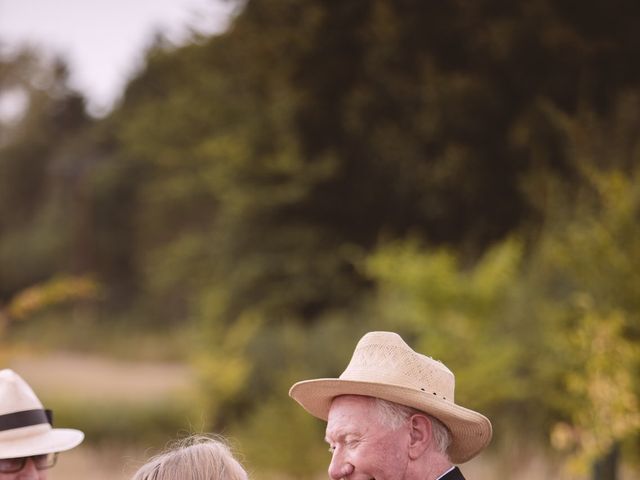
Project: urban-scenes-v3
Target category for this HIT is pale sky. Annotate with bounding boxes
[0,0,237,116]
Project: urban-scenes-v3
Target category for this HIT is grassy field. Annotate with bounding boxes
[51,444,149,480]
[6,349,198,479]
[8,350,194,401]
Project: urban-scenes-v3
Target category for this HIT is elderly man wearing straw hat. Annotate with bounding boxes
[0,369,84,479]
[289,331,492,480]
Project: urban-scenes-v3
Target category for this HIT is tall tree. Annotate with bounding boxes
[0,48,91,297]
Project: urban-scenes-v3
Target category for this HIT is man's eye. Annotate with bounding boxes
[328,445,336,454]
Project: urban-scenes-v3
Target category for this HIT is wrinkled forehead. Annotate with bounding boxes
[325,395,380,439]
[328,395,377,417]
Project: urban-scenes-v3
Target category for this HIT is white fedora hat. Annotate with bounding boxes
[289,331,492,463]
[0,369,84,459]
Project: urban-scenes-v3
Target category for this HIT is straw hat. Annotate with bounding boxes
[0,369,84,459]
[289,331,492,463]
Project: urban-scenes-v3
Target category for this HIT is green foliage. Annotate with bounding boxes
[0,202,73,291]
[523,99,640,473]
[363,94,640,472]
[364,239,539,426]
[6,274,99,320]
[231,394,327,478]
[552,307,640,474]
[193,312,261,424]
[0,48,91,296]
[4,311,193,361]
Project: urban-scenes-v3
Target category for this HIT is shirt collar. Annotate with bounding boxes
[435,466,456,480]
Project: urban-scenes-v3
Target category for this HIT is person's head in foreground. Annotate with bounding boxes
[289,331,492,480]
[0,369,84,480]
[131,434,248,480]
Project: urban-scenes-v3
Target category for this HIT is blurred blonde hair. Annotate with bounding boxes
[131,434,248,480]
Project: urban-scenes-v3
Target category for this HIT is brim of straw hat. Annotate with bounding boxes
[289,378,492,464]
[0,426,84,459]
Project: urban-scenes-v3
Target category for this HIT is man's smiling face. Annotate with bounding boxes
[325,395,411,480]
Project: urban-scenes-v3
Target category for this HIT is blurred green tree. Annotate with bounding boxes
[364,94,640,478]
[525,96,640,479]
[0,48,92,297]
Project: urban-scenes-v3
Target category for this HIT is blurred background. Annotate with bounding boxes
[1,1,639,479]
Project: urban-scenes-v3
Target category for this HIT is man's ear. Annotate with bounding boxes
[407,414,432,459]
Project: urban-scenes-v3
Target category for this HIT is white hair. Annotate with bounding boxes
[130,434,248,480]
[373,397,452,456]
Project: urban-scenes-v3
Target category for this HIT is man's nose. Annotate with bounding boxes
[18,457,40,479]
[328,449,354,479]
